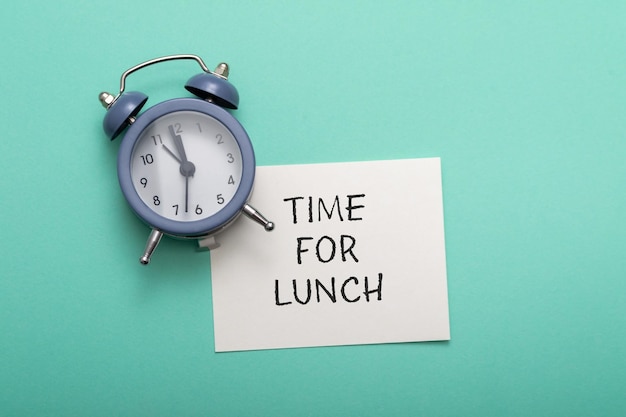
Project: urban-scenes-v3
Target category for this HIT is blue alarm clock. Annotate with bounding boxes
[99,55,273,265]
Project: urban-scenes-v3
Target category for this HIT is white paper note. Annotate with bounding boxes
[210,158,449,352]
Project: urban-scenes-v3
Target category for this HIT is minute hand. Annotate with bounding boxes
[169,125,196,177]
[168,124,195,214]
[169,125,188,163]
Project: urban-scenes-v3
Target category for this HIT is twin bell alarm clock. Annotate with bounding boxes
[98,54,273,265]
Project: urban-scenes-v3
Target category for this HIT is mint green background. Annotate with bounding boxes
[1,1,625,416]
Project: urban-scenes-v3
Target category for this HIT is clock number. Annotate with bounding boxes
[174,123,182,134]
[217,194,225,205]
[151,134,162,145]
[140,154,154,165]
[153,196,161,206]
[140,178,148,188]
[195,204,203,215]
[172,204,179,215]
[227,153,235,163]
[196,123,202,132]
[228,175,235,185]
[216,134,224,144]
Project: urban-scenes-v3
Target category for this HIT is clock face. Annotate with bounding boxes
[130,110,243,222]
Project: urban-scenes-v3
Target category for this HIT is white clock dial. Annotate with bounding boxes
[130,111,243,222]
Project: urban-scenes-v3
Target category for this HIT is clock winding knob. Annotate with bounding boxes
[213,63,230,79]
[99,92,115,109]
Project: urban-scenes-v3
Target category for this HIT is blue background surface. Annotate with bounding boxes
[1,1,625,415]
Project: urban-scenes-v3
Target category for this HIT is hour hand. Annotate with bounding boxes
[162,144,181,163]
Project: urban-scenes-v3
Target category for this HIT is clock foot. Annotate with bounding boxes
[197,235,220,251]
[140,229,163,265]
[243,204,274,231]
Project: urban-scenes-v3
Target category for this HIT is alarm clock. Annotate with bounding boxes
[98,54,273,265]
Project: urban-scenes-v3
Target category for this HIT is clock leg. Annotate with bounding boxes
[242,204,274,231]
[197,235,220,251]
[140,229,164,265]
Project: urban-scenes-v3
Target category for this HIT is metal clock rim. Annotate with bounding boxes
[117,98,256,237]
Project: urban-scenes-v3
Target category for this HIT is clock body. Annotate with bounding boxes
[116,98,255,238]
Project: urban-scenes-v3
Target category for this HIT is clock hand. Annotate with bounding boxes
[169,124,187,162]
[168,124,196,177]
[162,144,181,163]
[168,124,195,213]
[163,143,191,212]
[185,175,190,213]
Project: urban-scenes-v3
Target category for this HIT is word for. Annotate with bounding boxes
[283,194,366,224]
[275,273,383,306]
[296,234,358,264]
